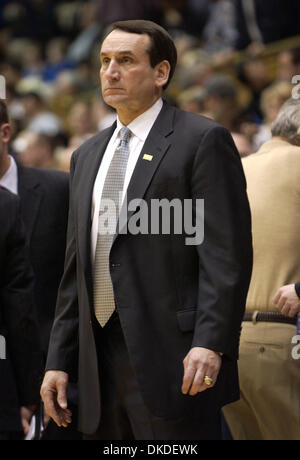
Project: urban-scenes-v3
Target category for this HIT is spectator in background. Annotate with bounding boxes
[66,1,102,64]
[20,91,63,136]
[100,0,163,30]
[0,60,22,91]
[21,41,44,79]
[276,47,300,86]
[50,71,82,128]
[92,97,117,132]
[177,86,207,115]
[252,81,292,151]
[231,132,252,158]
[223,98,300,440]
[176,52,213,90]
[159,0,210,38]
[176,76,254,156]
[0,0,10,28]
[277,50,298,83]
[100,0,211,40]
[67,100,96,141]
[13,131,58,169]
[0,0,60,45]
[55,99,98,172]
[291,48,300,80]
[200,74,240,131]
[237,56,270,123]
[42,37,75,84]
[202,0,237,56]
[0,186,42,440]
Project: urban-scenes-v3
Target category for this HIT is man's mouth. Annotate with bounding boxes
[104,88,125,92]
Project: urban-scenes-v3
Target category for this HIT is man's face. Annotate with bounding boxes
[100,30,162,118]
[0,123,10,168]
[17,133,46,168]
[0,125,4,160]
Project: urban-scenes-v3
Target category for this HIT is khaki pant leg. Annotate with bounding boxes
[223,391,263,440]
[223,322,300,440]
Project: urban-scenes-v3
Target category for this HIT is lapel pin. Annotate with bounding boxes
[143,154,153,162]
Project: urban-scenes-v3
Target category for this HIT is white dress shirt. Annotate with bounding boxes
[0,155,18,195]
[91,98,163,265]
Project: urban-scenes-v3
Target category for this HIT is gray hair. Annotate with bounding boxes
[271,98,300,146]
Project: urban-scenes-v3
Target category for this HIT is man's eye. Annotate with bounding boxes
[122,57,132,63]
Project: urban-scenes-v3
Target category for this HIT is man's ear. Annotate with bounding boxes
[297,126,300,136]
[0,123,11,143]
[155,60,171,89]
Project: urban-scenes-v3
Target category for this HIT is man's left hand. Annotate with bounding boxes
[20,405,36,436]
[273,284,300,317]
[181,347,222,396]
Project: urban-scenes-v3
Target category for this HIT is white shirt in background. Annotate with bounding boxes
[0,155,18,195]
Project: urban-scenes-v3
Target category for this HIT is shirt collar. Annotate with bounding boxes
[0,155,18,195]
[116,98,163,142]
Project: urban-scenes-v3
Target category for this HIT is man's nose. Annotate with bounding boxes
[105,60,120,80]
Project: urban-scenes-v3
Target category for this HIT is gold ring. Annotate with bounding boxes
[204,375,213,386]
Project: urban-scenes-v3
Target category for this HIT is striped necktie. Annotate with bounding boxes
[94,126,131,327]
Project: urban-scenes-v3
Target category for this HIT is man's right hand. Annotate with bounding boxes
[273,284,300,317]
[40,370,72,428]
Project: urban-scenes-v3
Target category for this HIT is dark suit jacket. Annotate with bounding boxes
[17,166,69,355]
[46,102,253,435]
[0,187,42,431]
[295,282,300,298]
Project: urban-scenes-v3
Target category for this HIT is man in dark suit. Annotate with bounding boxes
[0,100,69,357]
[41,20,253,440]
[17,165,69,356]
[0,100,81,440]
[17,164,82,441]
[0,186,42,440]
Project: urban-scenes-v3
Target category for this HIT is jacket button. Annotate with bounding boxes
[259,346,265,353]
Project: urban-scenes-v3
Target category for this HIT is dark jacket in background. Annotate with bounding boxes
[234,0,300,50]
[16,166,82,439]
[17,165,69,356]
[0,187,42,432]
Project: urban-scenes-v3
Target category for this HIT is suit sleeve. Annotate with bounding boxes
[1,200,43,406]
[295,282,300,299]
[191,126,253,360]
[45,153,79,380]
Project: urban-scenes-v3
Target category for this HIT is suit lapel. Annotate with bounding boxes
[115,102,175,240]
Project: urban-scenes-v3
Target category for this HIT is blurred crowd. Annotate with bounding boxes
[1,0,300,170]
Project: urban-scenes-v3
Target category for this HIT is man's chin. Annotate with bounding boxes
[103,94,127,108]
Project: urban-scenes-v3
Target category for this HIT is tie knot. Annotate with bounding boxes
[119,126,131,144]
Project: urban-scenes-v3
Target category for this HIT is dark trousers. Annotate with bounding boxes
[85,312,221,441]
[0,431,23,440]
[41,404,82,440]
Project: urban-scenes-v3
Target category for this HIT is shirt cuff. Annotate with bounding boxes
[295,282,300,299]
